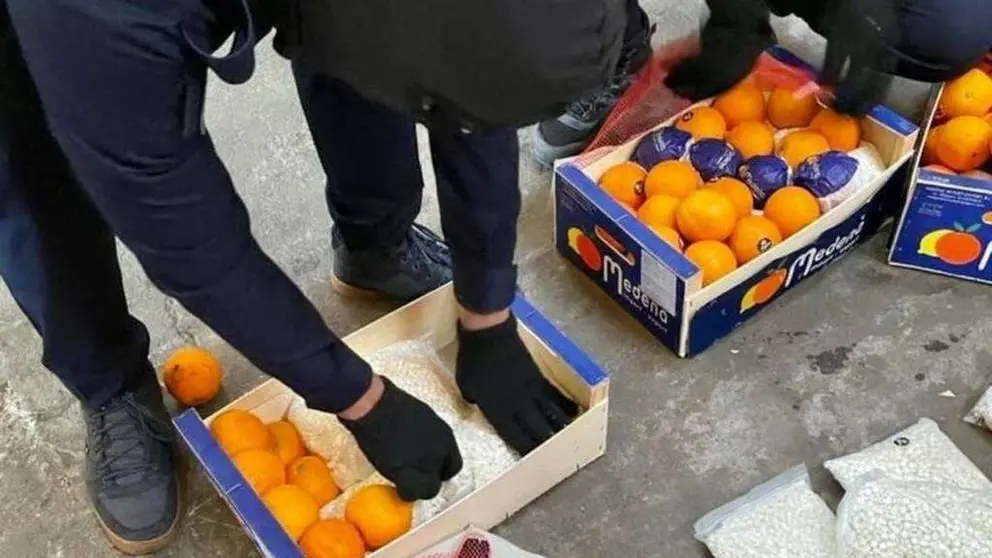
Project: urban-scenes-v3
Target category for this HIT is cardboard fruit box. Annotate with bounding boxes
[554,49,919,357]
[888,60,992,285]
[173,284,608,557]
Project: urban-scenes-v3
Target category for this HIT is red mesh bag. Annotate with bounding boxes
[415,528,546,558]
[575,38,825,168]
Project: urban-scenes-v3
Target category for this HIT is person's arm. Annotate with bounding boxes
[665,0,775,100]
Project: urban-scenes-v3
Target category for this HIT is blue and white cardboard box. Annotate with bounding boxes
[554,54,918,357]
[888,87,992,285]
[173,284,609,558]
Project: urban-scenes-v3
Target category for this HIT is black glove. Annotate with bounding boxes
[819,0,900,116]
[665,0,775,101]
[340,378,462,501]
[456,316,579,455]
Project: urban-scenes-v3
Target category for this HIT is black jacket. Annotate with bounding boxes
[281,0,627,131]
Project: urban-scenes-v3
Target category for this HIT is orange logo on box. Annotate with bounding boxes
[918,223,983,266]
[740,269,786,313]
[567,227,603,272]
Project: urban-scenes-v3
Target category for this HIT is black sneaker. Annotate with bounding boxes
[531,17,655,167]
[84,371,180,555]
[331,223,452,302]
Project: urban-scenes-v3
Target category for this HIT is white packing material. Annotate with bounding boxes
[694,465,837,558]
[454,408,519,488]
[824,417,991,491]
[965,386,992,433]
[287,396,375,490]
[836,472,992,557]
[816,143,885,212]
[287,337,470,489]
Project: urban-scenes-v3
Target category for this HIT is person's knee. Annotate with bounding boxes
[897,0,991,80]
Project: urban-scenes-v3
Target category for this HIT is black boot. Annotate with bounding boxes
[331,223,452,302]
[531,11,655,167]
[83,370,180,555]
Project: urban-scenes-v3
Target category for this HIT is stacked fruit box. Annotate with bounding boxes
[889,57,992,285]
[554,47,918,357]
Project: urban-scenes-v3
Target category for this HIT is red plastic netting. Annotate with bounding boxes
[574,37,825,168]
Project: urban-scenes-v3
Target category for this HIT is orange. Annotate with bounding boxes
[599,162,647,209]
[923,125,944,165]
[263,484,320,542]
[729,216,783,264]
[675,106,727,140]
[767,87,820,128]
[300,519,367,558]
[675,189,738,242]
[651,225,684,253]
[210,409,274,456]
[288,456,341,506]
[706,177,754,219]
[935,115,992,171]
[161,346,222,407]
[777,130,830,169]
[637,194,681,229]
[268,420,306,467]
[644,160,702,199]
[763,186,821,238]
[685,241,738,287]
[345,484,413,550]
[233,449,286,495]
[713,84,766,128]
[939,69,992,118]
[810,109,862,151]
[726,121,775,159]
[742,73,776,93]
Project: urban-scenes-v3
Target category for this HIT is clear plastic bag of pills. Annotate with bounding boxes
[694,465,837,558]
[824,418,990,492]
[836,472,992,558]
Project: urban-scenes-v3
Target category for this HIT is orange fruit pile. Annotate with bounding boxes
[162,346,222,407]
[209,409,414,555]
[591,71,883,290]
[925,67,992,175]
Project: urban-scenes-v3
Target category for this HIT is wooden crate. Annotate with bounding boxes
[174,284,609,557]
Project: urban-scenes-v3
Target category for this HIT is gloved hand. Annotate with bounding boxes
[819,0,900,116]
[340,377,462,501]
[664,0,775,101]
[456,315,578,455]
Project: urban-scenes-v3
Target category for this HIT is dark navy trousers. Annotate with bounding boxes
[0,0,519,412]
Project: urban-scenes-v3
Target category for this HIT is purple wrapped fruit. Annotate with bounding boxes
[631,127,693,168]
[794,151,859,198]
[739,155,791,208]
[688,139,743,182]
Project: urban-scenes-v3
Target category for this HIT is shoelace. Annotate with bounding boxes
[569,27,655,120]
[397,223,450,278]
[90,393,171,486]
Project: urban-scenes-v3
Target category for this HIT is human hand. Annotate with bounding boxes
[340,376,462,501]
[820,0,899,116]
[455,315,578,455]
[665,25,773,101]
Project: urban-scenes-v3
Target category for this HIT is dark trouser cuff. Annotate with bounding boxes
[453,259,517,314]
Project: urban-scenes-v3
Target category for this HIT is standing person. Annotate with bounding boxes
[0,0,575,555]
[664,0,992,115]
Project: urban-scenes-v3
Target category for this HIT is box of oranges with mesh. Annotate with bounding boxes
[554,47,919,357]
[889,55,992,285]
[174,285,609,557]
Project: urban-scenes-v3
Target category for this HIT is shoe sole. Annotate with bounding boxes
[330,274,391,301]
[529,127,589,169]
[93,489,182,556]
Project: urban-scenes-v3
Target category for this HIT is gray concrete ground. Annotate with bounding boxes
[1,3,990,557]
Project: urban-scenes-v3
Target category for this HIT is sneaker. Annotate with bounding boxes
[331,223,452,302]
[84,371,180,555]
[531,18,655,167]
